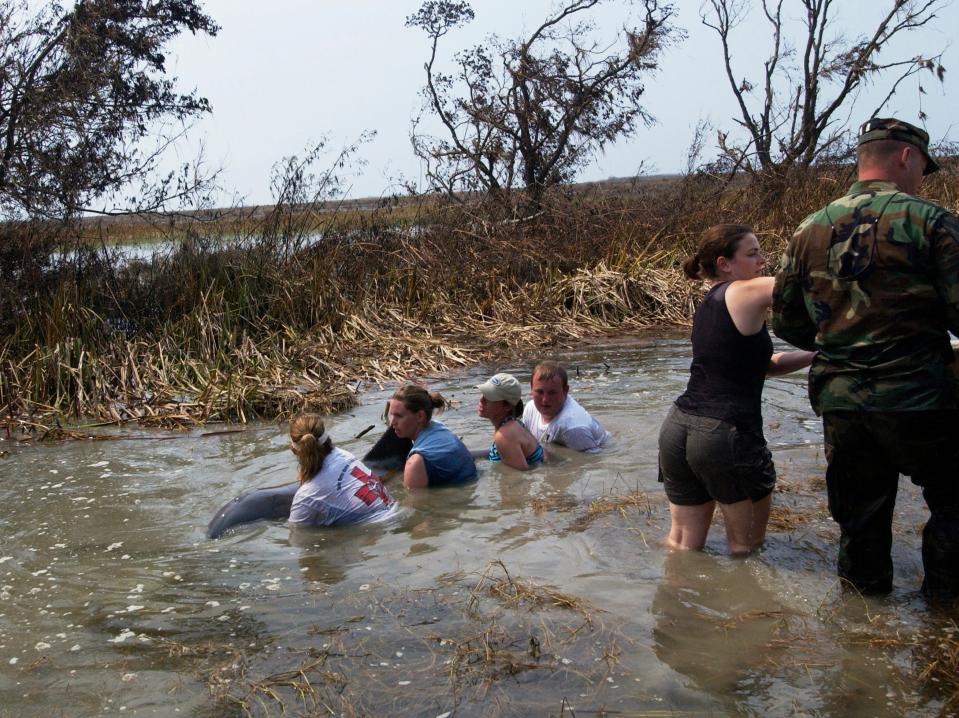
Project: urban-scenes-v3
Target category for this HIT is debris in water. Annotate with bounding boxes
[109,629,136,644]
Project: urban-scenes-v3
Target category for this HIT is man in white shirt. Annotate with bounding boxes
[522,360,610,453]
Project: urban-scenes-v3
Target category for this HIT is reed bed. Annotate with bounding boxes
[1,162,956,431]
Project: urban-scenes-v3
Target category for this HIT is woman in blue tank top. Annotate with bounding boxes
[476,372,544,470]
[388,384,477,489]
[658,224,814,555]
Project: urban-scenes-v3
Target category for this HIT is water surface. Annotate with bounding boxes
[0,334,952,716]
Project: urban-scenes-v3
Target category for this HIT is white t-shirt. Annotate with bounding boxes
[522,395,610,453]
[289,447,395,526]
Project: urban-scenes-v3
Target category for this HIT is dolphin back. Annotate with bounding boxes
[205,482,299,539]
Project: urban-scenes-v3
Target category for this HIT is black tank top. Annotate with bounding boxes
[674,282,773,431]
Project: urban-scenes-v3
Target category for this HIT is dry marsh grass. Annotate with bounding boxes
[2,162,956,431]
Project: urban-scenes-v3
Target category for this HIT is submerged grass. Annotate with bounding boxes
[185,563,621,716]
[469,559,595,626]
[913,620,959,712]
[766,501,828,533]
[580,488,654,524]
[818,607,959,713]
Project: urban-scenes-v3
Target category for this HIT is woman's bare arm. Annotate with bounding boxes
[725,277,775,335]
[403,453,429,489]
[767,350,816,376]
[494,428,530,471]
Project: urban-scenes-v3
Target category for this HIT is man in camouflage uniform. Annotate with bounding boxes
[772,117,959,599]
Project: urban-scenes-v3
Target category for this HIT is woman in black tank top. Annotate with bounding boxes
[658,225,814,555]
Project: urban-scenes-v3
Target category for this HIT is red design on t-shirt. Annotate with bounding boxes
[350,465,391,507]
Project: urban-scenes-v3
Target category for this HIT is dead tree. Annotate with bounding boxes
[0,0,219,220]
[702,0,947,174]
[406,0,676,210]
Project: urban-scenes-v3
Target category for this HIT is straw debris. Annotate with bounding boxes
[766,501,827,533]
[912,620,959,712]
[469,560,595,626]
[576,488,654,527]
[444,618,548,686]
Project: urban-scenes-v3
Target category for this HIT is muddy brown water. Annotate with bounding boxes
[0,334,954,716]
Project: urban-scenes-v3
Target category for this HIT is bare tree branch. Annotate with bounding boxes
[0,0,219,221]
[701,0,948,173]
[407,0,678,210]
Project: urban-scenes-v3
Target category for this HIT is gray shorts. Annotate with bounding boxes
[658,404,775,506]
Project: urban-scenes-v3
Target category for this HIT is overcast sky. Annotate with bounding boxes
[166,0,958,206]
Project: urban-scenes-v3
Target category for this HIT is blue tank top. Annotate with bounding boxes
[488,418,545,465]
[674,282,773,431]
[410,420,477,486]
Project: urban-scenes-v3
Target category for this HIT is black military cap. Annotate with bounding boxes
[857,117,940,175]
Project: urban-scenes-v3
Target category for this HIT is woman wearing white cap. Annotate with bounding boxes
[477,372,545,471]
[288,414,396,526]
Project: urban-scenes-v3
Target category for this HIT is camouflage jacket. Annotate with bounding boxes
[772,179,959,415]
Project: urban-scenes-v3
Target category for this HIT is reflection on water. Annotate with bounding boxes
[0,334,955,716]
[652,550,791,712]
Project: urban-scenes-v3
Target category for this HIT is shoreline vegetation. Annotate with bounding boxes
[2,165,956,438]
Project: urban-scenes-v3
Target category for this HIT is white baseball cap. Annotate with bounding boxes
[476,372,522,405]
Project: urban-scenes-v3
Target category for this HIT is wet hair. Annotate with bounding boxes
[682,224,754,280]
[531,360,569,389]
[390,384,448,423]
[289,414,333,483]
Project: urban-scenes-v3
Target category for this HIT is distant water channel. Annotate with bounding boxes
[0,334,953,716]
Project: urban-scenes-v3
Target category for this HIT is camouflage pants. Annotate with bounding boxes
[823,410,959,599]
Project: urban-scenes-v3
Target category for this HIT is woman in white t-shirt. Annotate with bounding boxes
[288,414,395,526]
